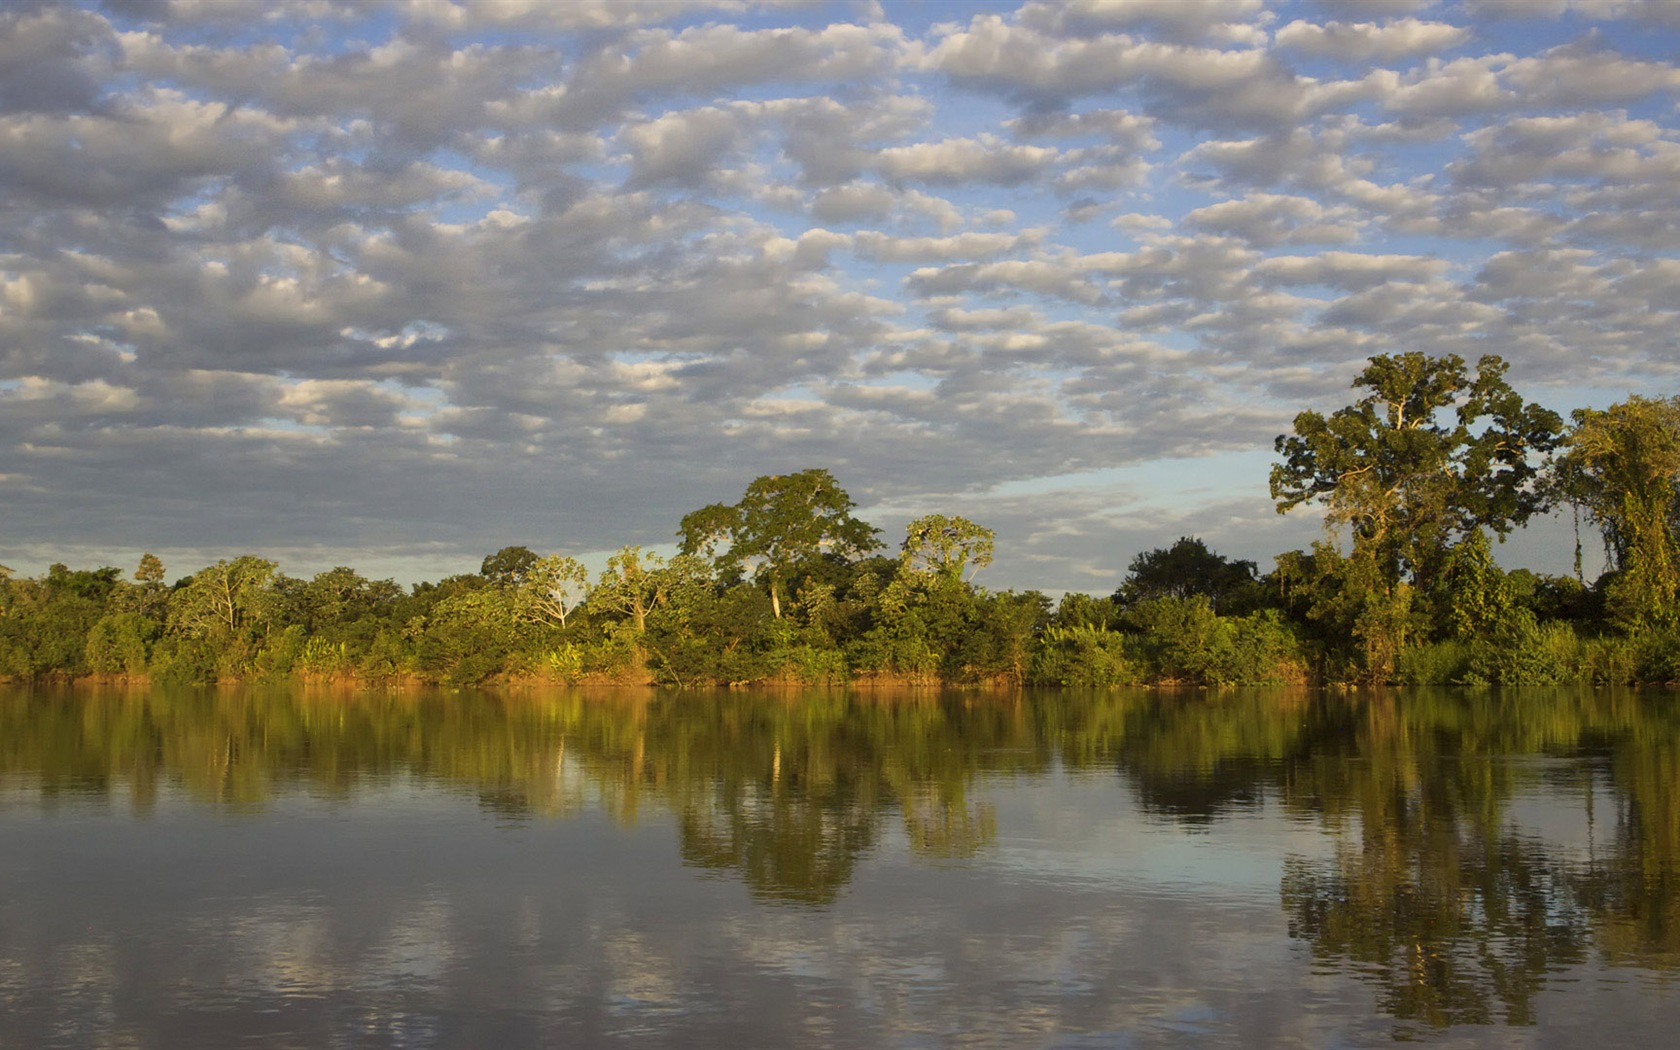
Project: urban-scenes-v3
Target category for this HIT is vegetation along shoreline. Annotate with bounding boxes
[4,353,1679,689]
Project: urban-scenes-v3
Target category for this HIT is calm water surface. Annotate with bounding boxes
[2,684,1677,1048]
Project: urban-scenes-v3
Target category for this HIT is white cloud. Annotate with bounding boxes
[3,0,1680,592]
[874,136,1061,186]
[1274,17,1471,60]
[1183,193,1364,246]
[1018,0,1272,45]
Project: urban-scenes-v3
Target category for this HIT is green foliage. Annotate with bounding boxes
[5,421,1678,688]
[1633,631,1680,684]
[517,554,590,629]
[1464,618,1580,685]
[1268,541,1417,682]
[1118,598,1308,687]
[678,469,880,619]
[1226,611,1311,685]
[418,588,521,683]
[1556,395,1680,631]
[954,590,1050,683]
[1437,530,1512,641]
[1272,353,1561,591]
[1396,640,1471,686]
[295,635,353,679]
[900,514,995,583]
[1511,570,1599,625]
[1115,537,1259,614]
[480,545,540,588]
[1030,624,1136,686]
[254,623,308,680]
[134,553,165,586]
[1052,592,1118,631]
[85,611,159,676]
[358,628,417,679]
[1122,597,1236,685]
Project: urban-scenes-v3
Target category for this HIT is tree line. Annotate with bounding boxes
[1,351,1677,686]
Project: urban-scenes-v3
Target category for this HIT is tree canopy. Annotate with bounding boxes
[900,514,994,583]
[1271,353,1562,590]
[1114,537,1256,613]
[678,469,880,619]
[1555,395,1680,628]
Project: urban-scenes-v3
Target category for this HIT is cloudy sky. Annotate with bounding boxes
[3,0,1679,592]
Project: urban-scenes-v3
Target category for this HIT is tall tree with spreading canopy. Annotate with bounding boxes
[678,469,880,619]
[518,554,591,630]
[899,514,994,583]
[1271,353,1562,592]
[1270,353,1560,680]
[171,556,278,638]
[1553,395,1680,629]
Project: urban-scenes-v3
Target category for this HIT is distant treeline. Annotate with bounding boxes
[3,352,1678,687]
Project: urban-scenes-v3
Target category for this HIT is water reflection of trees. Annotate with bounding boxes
[3,682,1679,993]
[1274,689,1680,1029]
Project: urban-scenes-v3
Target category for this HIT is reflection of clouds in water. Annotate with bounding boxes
[50,941,125,1049]
[5,686,1680,1048]
[599,927,712,1034]
[513,894,542,951]
[167,890,456,1045]
[728,911,848,981]
[365,895,456,990]
[189,902,338,1000]
[328,1004,444,1050]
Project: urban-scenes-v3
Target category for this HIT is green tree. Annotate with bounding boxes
[517,554,591,629]
[480,545,540,588]
[678,469,880,619]
[419,587,520,683]
[1115,536,1257,613]
[134,553,165,586]
[588,547,711,679]
[1271,353,1561,593]
[1270,354,1559,680]
[159,556,279,679]
[1554,395,1680,630]
[170,556,278,638]
[130,552,169,620]
[1437,529,1517,642]
[899,514,995,583]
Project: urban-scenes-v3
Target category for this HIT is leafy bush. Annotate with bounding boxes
[1398,640,1471,685]
[85,611,158,676]
[1465,617,1581,685]
[1028,624,1136,686]
[1634,631,1680,684]
[1123,596,1230,683]
[1226,611,1311,685]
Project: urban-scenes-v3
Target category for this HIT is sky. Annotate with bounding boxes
[3,0,1679,594]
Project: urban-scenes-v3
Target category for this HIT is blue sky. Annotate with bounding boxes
[2,0,1678,591]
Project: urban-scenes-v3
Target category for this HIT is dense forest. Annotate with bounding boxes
[3,352,1678,687]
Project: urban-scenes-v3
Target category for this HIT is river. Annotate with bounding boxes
[1,683,1676,1047]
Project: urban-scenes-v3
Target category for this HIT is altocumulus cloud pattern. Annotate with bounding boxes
[2,0,1677,590]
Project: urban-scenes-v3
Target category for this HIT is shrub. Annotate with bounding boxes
[1398,640,1470,685]
[1029,624,1136,686]
[85,611,158,676]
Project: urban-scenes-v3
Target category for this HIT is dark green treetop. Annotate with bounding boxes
[1115,537,1257,614]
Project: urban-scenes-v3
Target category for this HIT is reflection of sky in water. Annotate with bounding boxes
[3,703,1679,1048]
[972,767,1336,901]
